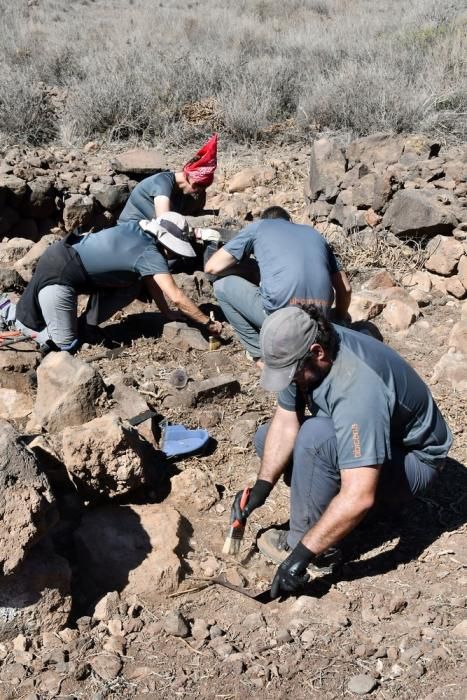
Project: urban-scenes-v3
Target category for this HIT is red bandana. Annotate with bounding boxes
[183,134,218,187]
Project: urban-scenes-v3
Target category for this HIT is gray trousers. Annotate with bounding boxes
[11,283,141,350]
[254,417,440,548]
[213,275,267,358]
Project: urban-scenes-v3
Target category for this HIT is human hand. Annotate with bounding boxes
[270,542,314,599]
[231,479,273,521]
[200,227,221,243]
[207,319,223,336]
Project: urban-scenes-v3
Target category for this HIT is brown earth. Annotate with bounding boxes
[0,143,466,699]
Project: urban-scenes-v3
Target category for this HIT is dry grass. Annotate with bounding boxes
[0,0,466,146]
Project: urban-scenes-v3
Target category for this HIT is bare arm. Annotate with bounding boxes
[332,270,352,319]
[143,276,172,316]
[152,272,222,332]
[204,248,238,275]
[154,195,171,218]
[258,406,301,485]
[301,465,379,555]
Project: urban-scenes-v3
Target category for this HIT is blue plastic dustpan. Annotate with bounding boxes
[161,424,210,458]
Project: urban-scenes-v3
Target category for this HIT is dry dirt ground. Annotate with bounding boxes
[1,144,466,699]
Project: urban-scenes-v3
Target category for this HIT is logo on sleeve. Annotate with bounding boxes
[351,424,361,458]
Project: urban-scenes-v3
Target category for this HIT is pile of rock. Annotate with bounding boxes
[306,134,467,301]
[0,146,170,245]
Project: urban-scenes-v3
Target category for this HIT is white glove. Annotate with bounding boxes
[198,227,221,243]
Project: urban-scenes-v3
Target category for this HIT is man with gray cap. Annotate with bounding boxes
[1,212,221,353]
[230,304,452,598]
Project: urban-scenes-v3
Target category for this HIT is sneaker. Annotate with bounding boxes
[257,528,342,575]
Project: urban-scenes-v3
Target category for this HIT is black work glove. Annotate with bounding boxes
[231,479,273,522]
[270,542,315,599]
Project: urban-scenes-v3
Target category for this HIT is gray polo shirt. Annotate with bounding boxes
[72,221,169,287]
[223,220,339,314]
[118,171,184,223]
[278,326,452,470]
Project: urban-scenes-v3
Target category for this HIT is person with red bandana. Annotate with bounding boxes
[118,134,218,224]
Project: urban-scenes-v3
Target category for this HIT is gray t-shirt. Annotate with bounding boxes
[72,221,169,287]
[223,220,339,314]
[278,326,452,470]
[118,171,183,223]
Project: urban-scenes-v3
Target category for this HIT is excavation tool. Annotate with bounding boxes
[191,576,272,604]
[222,487,250,555]
[208,310,221,351]
[0,332,32,349]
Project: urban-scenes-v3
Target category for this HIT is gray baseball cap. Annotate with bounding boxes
[259,307,319,392]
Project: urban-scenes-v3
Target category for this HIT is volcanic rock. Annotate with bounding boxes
[62,413,151,498]
[169,467,219,512]
[0,420,56,575]
[382,189,458,238]
[0,538,71,641]
[75,503,182,600]
[110,149,166,175]
[31,352,106,432]
[309,137,346,202]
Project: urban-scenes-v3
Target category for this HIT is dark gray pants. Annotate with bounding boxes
[254,417,440,548]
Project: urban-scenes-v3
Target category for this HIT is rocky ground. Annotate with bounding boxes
[0,137,466,699]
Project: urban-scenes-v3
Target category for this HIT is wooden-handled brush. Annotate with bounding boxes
[222,487,250,555]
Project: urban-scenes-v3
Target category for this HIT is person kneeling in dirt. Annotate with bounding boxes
[118,134,221,272]
[204,206,351,364]
[230,304,452,598]
[0,212,222,354]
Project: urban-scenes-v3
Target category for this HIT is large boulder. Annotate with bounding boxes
[351,172,391,212]
[109,378,155,445]
[31,352,106,432]
[0,538,71,641]
[23,178,56,219]
[382,189,458,238]
[14,233,61,282]
[424,235,464,276]
[0,387,34,421]
[62,194,94,232]
[0,420,57,575]
[431,350,467,395]
[74,503,183,603]
[168,467,219,513]
[308,137,346,202]
[0,342,40,393]
[110,149,166,175]
[0,267,24,293]
[228,167,276,193]
[0,174,27,207]
[0,237,34,265]
[346,133,405,170]
[62,413,152,498]
[89,181,129,211]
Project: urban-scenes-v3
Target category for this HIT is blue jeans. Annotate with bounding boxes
[213,275,267,358]
[254,418,440,548]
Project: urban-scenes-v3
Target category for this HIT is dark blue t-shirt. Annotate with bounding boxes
[223,220,339,314]
[72,221,169,287]
[118,171,184,223]
[278,326,452,470]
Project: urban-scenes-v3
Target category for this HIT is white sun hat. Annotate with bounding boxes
[139,212,196,257]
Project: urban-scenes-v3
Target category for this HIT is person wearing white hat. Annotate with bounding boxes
[1,212,222,353]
